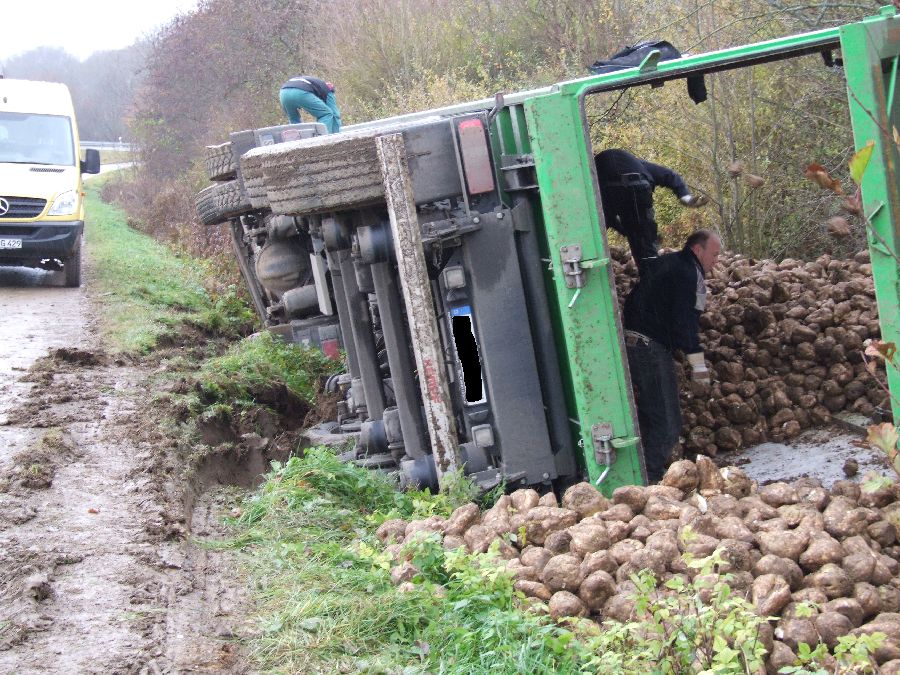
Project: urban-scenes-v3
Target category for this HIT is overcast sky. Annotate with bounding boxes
[0,0,199,62]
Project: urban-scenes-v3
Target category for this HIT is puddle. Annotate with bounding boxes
[721,425,890,488]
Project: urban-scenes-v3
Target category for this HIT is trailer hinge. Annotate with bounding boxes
[591,422,616,486]
[592,423,615,465]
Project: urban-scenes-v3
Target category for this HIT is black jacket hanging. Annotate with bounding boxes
[588,40,707,104]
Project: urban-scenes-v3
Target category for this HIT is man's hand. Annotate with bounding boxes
[686,352,711,383]
[681,194,709,208]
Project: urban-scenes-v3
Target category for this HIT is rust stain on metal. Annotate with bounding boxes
[421,359,442,402]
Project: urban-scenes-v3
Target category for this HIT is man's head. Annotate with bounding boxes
[684,230,721,274]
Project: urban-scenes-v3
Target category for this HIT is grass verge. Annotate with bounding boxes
[84,178,254,353]
[98,150,134,164]
[224,448,583,674]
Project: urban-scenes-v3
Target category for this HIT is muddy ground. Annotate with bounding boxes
[0,263,251,674]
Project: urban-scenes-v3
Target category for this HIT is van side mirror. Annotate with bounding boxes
[81,148,100,174]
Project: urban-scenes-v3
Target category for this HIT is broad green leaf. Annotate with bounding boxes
[849,140,876,184]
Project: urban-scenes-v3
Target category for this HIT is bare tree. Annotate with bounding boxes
[3,44,145,141]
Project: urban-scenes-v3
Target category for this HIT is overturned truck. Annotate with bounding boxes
[196,9,900,495]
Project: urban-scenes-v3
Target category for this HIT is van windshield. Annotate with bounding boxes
[0,112,75,166]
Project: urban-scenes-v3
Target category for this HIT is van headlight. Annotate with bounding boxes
[48,190,79,216]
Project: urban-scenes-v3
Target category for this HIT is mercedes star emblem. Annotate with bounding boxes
[0,198,9,216]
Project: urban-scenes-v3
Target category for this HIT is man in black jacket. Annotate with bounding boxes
[279,75,342,133]
[623,229,721,482]
[595,149,707,272]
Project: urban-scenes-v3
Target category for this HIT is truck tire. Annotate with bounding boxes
[195,181,252,225]
[241,126,404,216]
[64,239,82,288]
[233,153,268,210]
[205,142,237,182]
[243,173,270,211]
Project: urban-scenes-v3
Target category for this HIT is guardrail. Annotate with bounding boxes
[81,141,135,152]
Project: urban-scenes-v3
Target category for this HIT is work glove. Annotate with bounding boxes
[686,352,711,383]
[680,194,708,208]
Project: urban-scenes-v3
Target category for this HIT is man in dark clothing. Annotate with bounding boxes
[623,229,721,482]
[595,149,707,272]
[279,76,342,133]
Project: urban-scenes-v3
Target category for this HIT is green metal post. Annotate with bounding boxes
[840,7,900,423]
[522,92,644,493]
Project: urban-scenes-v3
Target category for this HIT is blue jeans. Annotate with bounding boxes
[279,88,342,133]
[626,337,682,482]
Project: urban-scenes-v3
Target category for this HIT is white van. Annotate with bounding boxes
[0,78,100,287]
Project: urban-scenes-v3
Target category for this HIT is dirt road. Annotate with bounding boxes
[0,259,249,673]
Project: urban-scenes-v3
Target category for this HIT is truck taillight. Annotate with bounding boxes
[457,119,494,195]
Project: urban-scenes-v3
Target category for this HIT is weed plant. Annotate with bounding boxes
[194,332,342,413]
[576,559,769,673]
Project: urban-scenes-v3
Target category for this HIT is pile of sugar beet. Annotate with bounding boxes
[377,459,900,671]
[608,246,888,456]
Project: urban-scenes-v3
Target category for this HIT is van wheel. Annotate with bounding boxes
[205,142,237,181]
[64,240,82,288]
[195,180,252,225]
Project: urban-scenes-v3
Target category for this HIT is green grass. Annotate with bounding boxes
[226,448,585,674]
[84,180,253,352]
[98,150,134,164]
[195,332,341,410]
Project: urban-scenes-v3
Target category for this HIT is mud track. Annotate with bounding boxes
[0,265,251,673]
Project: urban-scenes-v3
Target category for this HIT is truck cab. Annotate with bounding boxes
[0,78,100,287]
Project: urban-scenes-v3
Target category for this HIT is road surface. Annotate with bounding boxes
[0,216,247,672]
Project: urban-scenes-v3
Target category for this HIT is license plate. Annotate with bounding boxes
[0,238,23,249]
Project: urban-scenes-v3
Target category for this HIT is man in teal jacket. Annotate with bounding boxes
[279,75,342,133]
